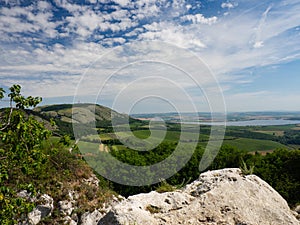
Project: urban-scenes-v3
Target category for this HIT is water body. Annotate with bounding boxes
[184,119,300,126]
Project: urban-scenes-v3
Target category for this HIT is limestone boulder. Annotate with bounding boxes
[99,168,299,225]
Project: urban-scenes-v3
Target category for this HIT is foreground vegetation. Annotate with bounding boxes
[0,86,115,224]
[0,85,299,224]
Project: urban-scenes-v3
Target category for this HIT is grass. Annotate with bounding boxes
[3,137,116,224]
[292,126,300,130]
[155,180,176,193]
[127,129,208,142]
[145,205,161,214]
[253,130,284,136]
[250,124,296,131]
[77,141,100,154]
[223,138,287,152]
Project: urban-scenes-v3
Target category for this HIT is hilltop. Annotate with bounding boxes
[31,103,140,137]
[0,103,139,138]
[34,103,131,124]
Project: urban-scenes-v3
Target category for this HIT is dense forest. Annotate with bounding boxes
[0,85,300,224]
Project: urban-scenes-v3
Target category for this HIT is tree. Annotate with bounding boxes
[0,85,51,224]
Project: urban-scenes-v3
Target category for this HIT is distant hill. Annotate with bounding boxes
[32,103,140,137]
[34,103,131,124]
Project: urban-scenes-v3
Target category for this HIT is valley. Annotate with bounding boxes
[35,104,300,153]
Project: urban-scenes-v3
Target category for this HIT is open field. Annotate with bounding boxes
[222,138,286,152]
[253,130,284,136]
[77,123,300,153]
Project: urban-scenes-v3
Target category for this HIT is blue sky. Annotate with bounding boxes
[0,0,300,113]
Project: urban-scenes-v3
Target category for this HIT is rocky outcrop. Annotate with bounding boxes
[99,168,299,225]
[19,168,299,224]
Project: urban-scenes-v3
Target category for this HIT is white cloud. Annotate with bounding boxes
[52,0,86,14]
[0,3,59,41]
[140,22,206,48]
[181,14,218,25]
[64,9,103,38]
[0,41,108,97]
[113,0,130,7]
[221,2,235,9]
[181,1,300,79]
[124,27,145,37]
[129,0,163,20]
[87,0,97,3]
[37,1,52,11]
[103,37,126,46]
[61,6,138,37]
[253,41,264,48]
[252,5,272,48]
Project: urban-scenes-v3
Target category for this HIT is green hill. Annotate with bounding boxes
[34,103,130,124]
[32,103,140,137]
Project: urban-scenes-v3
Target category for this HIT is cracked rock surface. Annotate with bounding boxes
[99,168,299,225]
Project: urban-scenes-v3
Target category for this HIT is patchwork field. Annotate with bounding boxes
[78,123,300,153]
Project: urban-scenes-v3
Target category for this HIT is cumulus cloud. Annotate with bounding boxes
[0,2,59,43]
[103,37,126,46]
[0,41,107,97]
[181,14,218,25]
[221,2,236,9]
[139,22,206,48]
[113,0,130,7]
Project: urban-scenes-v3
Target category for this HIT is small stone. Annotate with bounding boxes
[59,200,74,216]
[80,209,103,225]
[294,205,300,214]
[27,194,53,225]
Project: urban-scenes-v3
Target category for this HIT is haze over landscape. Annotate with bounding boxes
[1,0,300,113]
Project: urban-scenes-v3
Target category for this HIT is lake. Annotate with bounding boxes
[184,119,300,126]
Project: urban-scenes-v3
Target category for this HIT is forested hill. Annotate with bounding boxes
[32,103,140,137]
[34,103,133,123]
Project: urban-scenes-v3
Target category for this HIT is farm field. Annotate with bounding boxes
[222,138,286,152]
[79,123,300,153]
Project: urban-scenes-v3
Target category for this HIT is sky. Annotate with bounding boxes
[0,0,300,113]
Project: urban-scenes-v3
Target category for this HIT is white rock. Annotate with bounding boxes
[62,216,78,225]
[17,190,31,199]
[69,219,78,225]
[99,195,125,216]
[27,194,53,225]
[38,194,53,217]
[28,209,42,225]
[17,190,36,202]
[99,168,299,225]
[68,190,79,201]
[59,200,74,216]
[294,205,300,214]
[82,174,99,187]
[80,209,103,225]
